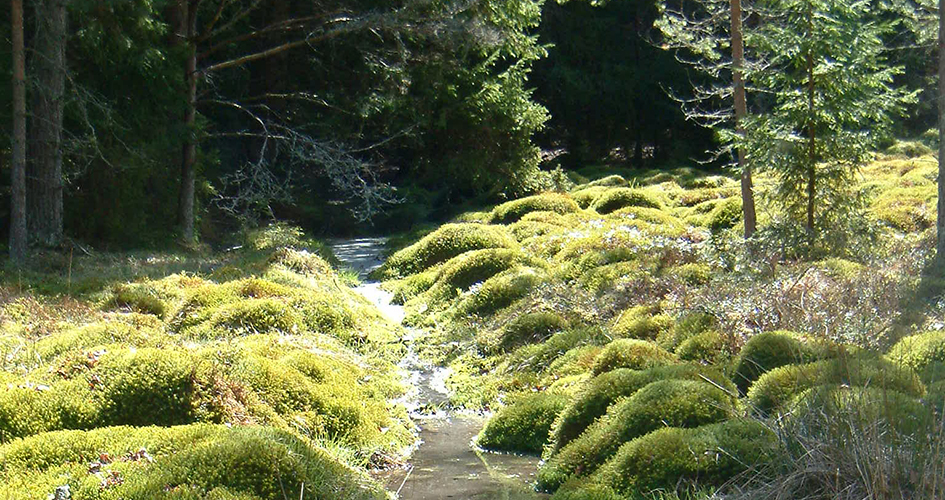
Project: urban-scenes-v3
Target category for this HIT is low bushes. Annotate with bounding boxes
[590,188,662,214]
[476,393,569,454]
[747,357,926,414]
[549,365,736,455]
[537,379,737,492]
[593,419,777,496]
[377,223,518,279]
[491,194,581,224]
[590,339,677,375]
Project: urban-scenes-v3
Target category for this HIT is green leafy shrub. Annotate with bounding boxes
[477,393,569,454]
[377,223,518,279]
[0,424,386,500]
[676,331,726,364]
[593,419,777,496]
[590,339,677,375]
[611,306,674,341]
[590,188,662,214]
[537,379,737,492]
[733,331,820,393]
[549,365,736,454]
[886,330,945,374]
[491,193,581,224]
[748,357,926,414]
[489,312,571,353]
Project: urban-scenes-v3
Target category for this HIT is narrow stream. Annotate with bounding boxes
[330,238,547,500]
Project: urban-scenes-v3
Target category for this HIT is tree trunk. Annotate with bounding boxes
[10,0,27,263]
[806,4,816,235]
[731,0,756,238]
[937,0,945,262]
[27,0,67,247]
[176,1,198,245]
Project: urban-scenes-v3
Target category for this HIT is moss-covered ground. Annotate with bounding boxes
[374,145,945,499]
[0,225,413,499]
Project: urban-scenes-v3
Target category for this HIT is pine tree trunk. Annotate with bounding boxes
[10,0,27,263]
[805,2,816,235]
[731,0,756,238]
[175,1,198,245]
[937,0,945,262]
[27,0,67,247]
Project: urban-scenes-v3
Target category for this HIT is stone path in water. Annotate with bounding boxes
[330,238,547,500]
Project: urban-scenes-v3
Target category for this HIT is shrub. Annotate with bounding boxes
[590,188,662,214]
[489,312,571,353]
[378,223,518,279]
[593,419,777,496]
[747,357,926,414]
[549,365,736,454]
[477,393,569,454]
[454,266,545,316]
[590,339,677,375]
[676,331,727,364]
[886,330,945,374]
[0,424,387,500]
[491,194,581,224]
[537,379,737,492]
[733,331,820,394]
[611,306,674,341]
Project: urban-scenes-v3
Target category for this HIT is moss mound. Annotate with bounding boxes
[570,187,609,209]
[593,419,777,496]
[590,339,677,375]
[590,188,662,214]
[489,312,571,353]
[611,306,673,341]
[657,311,719,352]
[707,197,742,232]
[423,248,544,305]
[0,424,386,500]
[786,385,932,438]
[886,330,945,374]
[747,357,926,414]
[378,223,518,279]
[549,365,736,455]
[477,393,569,454]
[491,194,581,224]
[537,379,737,492]
[676,331,726,364]
[453,266,545,316]
[733,331,821,394]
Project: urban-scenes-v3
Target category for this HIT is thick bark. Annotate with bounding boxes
[10,0,27,263]
[938,0,945,261]
[175,1,198,245]
[27,0,68,247]
[731,0,756,238]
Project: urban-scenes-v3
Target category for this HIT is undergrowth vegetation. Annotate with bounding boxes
[378,152,945,499]
[0,224,412,499]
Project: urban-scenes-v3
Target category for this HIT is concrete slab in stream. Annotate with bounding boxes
[330,238,547,500]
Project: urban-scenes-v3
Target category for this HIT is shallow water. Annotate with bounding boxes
[330,239,547,500]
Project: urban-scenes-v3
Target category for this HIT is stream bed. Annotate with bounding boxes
[330,238,547,500]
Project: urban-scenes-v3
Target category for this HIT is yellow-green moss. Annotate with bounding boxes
[491,193,582,224]
[590,339,677,375]
[590,188,663,214]
[886,330,945,374]
[611,306,674,341]
[477,392,569,454]
[377,223,519,279]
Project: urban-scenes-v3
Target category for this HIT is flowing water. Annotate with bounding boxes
[330,238,547,500]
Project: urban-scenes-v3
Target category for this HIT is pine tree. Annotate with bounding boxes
[744,0,913,253]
